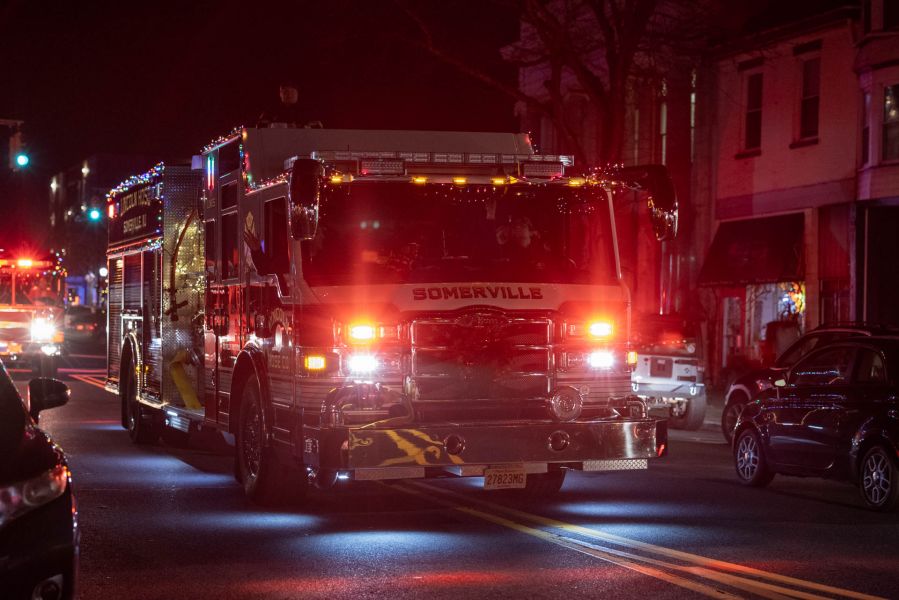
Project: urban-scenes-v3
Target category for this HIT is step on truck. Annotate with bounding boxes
[105,127,677,504]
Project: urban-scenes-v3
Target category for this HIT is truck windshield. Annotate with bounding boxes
[0,271,64,306]
[302,181,617,286]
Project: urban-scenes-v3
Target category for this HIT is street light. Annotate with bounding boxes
[88,208,102,221]
[15,153,29,168]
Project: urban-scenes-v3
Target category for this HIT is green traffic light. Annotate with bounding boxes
[88,208,101,221]
[15,153,29,167]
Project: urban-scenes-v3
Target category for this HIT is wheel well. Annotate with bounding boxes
[726,386,751,406]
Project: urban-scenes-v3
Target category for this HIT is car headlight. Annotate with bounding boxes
[0,465,68,528]
[31,318,57,342]
[347,354,379,374]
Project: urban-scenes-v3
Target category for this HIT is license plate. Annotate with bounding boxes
[484,466,526,490]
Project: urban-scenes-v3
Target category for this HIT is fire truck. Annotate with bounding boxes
[0,250,66,377]
[105,127,677,504]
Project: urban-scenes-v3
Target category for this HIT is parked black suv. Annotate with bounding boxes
[721,323,899,443]
[733,336,899,511]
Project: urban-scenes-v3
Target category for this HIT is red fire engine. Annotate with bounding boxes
[0,250,66,377]
[106,128,676,504]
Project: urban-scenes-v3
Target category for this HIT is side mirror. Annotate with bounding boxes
[617,165,678,241]
[774,379,786,388]
[288,158,324,241]
[28,378,70,421]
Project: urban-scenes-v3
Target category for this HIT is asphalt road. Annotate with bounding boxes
[22,354,899,599]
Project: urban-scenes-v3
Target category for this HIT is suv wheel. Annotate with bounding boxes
[734,429,774,487]
[860,446,899,511]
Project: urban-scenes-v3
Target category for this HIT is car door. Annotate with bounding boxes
[766,345,855,471]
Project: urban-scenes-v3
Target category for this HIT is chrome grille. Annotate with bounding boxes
[411,313,552,401]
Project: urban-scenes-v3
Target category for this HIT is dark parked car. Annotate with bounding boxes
[0,363,78,599]
[733,336,899,511]
[721,323,899,442]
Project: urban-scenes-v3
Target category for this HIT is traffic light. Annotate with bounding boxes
[8,131,29,171]
[88,208,102,221]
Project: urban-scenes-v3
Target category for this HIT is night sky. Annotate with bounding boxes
[1,0,519,241]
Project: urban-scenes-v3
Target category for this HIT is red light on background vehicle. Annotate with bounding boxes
[108,203,116,219]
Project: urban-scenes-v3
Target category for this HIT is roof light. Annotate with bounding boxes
[568,178,586,187]
[452,177,467,185]
[330,174,345,184]
[17,259,33,268]
[491,177,507,186]
[412,176,428,185]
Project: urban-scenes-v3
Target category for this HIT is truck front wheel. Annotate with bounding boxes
[122,359,160,444]
[236,374,307,506]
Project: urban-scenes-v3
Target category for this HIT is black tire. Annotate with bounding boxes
[668,394,707,431]
[859,446,899,511]
[235,374,307,506]
[517,469,566,497]
[122,359,160,444]
[721,391,749,444]
[734,428,774,487]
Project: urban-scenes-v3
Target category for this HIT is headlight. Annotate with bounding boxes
[0,465,68,528]
[347,354,379,374]
[588,321,614,338]
[587,351,615,369]
[31,317,57,342]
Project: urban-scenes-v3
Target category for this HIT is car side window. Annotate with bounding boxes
[778,334,825,367]
[855,350,887,384]
[790,346,855,386]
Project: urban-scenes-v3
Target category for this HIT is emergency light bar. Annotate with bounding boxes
[288,151,574,170]
[287,151,574,180]
[0,259,54,269]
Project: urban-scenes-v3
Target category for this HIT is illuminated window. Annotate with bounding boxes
[222,212,238,279]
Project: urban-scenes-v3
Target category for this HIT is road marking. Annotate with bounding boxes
[70,373,108,391]
[391,481,740,599]
[399,481,884,600]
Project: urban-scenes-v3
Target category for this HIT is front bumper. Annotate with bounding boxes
[309,418,667,480]
[0,340,64,362]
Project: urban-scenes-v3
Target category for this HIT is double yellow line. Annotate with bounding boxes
[390,480,883,600]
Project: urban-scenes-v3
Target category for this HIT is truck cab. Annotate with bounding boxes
[0,253,66,378]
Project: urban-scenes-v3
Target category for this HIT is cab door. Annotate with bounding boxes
[766,345,855,471]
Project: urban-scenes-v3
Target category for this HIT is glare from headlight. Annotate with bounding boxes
[31,318,57,342]
[588,351,614,369]
[347,354,379,374]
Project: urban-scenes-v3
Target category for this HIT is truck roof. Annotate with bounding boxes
[205,127,537,186]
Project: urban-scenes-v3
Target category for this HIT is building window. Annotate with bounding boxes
[799,57,820,139]
[886,0,899,29]
[862,92,871,165]
[744,73,763,151]
[883,84,899,161]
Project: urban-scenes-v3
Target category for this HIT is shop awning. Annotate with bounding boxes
[698,213,804,286]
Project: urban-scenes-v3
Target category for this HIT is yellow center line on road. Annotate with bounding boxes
[70,373,108,391]
[388,481,741,599]
[403,481,884,600]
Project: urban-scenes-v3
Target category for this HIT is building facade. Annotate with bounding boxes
[512,1,899,385]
